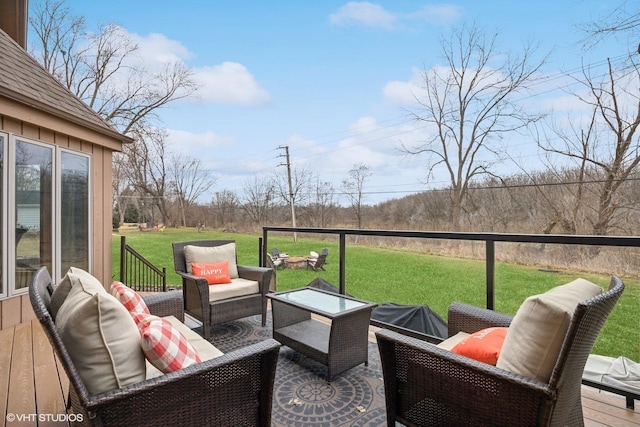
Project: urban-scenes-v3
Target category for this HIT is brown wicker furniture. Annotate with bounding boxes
[29,266,281,426]
[268,287,377,381]
[172,239,273,339]
[376,276,624,427]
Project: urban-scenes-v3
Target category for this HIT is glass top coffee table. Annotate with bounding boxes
[267,287,377,381]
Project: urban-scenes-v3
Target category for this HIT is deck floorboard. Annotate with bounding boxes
[2,318,637,426]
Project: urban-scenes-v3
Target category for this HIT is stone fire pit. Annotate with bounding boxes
[284,256,308,269]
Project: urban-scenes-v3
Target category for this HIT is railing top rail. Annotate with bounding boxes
[263,226,640,247]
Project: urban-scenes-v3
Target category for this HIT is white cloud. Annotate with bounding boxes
[193,62,271,105]
[349,116,379,133]
[117,27,271,106]
[383,67,423,105]
[330,2,397,30]
[130,31,193,64]
[406,5,463,25]
[330,2,463,30]
[166,128,235,153]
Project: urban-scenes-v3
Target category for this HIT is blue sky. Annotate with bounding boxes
[44,1,629,204]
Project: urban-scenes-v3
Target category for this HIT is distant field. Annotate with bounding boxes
[112,227,640,360]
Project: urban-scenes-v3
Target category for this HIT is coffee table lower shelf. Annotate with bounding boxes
[274,319,330,361]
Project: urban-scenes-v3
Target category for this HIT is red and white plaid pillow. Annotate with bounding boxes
[110,281,150,320]
[136,314,202,373]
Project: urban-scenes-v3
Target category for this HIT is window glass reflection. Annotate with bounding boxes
[61,152,89,272]
[15,140,52,289]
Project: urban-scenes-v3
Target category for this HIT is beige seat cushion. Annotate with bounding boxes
[146,316,224,379]
[184,243,239,279]
[56,278,146,395]
[208,278,259,302]
[496,278,603,383]
[50,267,106,319]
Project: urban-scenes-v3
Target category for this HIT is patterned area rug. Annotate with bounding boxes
[205,314,388,427]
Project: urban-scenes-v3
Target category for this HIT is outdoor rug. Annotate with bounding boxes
[204,313,388,426]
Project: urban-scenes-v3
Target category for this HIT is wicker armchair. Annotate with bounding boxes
[376,277,624,427]
[29,266,281,426]
[172,239,272,339]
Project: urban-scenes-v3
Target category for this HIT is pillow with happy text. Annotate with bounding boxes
[191,261,232,285]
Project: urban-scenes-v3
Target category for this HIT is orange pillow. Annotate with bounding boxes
[191,261,231,285]
[450,327,508,365]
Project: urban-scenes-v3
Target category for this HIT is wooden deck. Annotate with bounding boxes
[2,319,638,426]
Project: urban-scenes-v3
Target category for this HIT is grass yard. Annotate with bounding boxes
[111,227,640,360]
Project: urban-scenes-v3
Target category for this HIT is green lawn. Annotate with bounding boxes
[111,228,640,360]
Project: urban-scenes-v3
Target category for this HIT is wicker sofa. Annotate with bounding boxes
[29,266,281,426]
[376,277,624,427]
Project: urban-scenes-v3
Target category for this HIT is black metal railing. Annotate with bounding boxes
[262,227,640,310]
[119,235,167,292]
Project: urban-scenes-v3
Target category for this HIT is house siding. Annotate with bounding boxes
[0,106,116,329]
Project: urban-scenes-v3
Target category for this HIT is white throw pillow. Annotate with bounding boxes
[50,267,106,319]
[496,278,603,383]
[184,243,239,279]
[56,279,145,395]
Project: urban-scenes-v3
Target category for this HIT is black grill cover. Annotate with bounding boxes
[372,303,448,339]
[306,278,353,297]
[305,278,447,339]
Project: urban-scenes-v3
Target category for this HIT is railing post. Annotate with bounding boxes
[262,229,269,268]
[258,237,263,267]
[486,239,495,310]
[120,235,126,283]
[339,232,346,294]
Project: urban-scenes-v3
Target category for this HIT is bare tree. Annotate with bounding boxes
[540,58,640,236]
[273,165,312,214]
[210,190,240,228]
[124,128,172,225]
[112,152,134,227]
[342,164,371,229]
[170,154,216,227]
[578,0,640,49]
[29,0,198,134]
[304,176,337,227]
[241,175,275,225]
[402,22,547,230]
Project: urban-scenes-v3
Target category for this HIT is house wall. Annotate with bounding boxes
[0,99,119,329]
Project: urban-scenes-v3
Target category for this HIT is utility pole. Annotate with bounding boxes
[278,145,297,241]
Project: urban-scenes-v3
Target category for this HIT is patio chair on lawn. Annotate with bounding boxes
[267,253,285,270]
[306,252,327,272]
[376,276,624,426]
[172,239,273,339]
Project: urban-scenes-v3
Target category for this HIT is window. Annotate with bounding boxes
[15,139,53,291]
[60,150,90,273]
[1,134,91,298]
